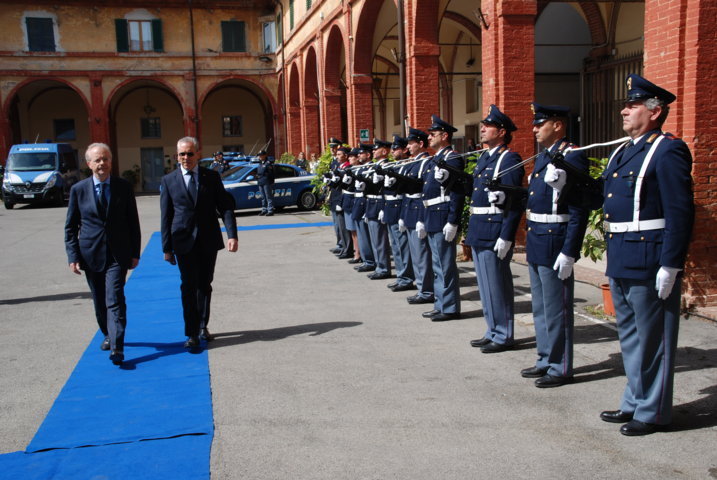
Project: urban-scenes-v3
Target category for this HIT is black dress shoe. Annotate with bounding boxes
[431,312,460,322]
[368,272,390,280]
[266,212,274,216]
[470,338,491,348]
[520,366,549,378]
[620,419,663,436]
[200,328,214,342]
[391,283,416,292]
[330,247,341,254]
[337,253,352,259]
[535,374,573,388]
[387,282,399,289]
[258,211,266,216]
[347,258,363,264]
[422,309,440,318]
[109,350,124,365]
[184,336,200,349]
[480,341,512,353]
[100,336,111,351]
[407,295,434,305]
[600,409,633,424]
[356,265,376,272]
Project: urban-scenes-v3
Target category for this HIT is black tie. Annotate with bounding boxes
[186,171,197,203]
[98,183,108,214]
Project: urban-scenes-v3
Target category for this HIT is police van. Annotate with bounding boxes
[1,143,82,209]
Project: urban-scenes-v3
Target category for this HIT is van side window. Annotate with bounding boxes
[61,151,77,170]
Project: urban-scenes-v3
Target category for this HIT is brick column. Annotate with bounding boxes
[88,75,110,145]
[302,100,321,154]
[481,0,537,157]
[323,92,343,143]
[349,75,373,144]
[287,106,303,155]
[0,114,11,165]
[645,0,717,307]
[405,0,440,128]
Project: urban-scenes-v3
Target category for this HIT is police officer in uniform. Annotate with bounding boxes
[383,135,416,292]
[327,138,347,255]
[419,115,464,322]
[521,103,589,387]
[465,105,524,353]
[401,129,435,305]
[341,148,362,264]
[598,75,694,436]
[351,144,377,273]
[363,139,393,280]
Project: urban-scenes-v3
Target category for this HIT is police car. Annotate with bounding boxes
[221,162,318,211]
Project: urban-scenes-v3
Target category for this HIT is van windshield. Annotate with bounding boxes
[7,152,58,172]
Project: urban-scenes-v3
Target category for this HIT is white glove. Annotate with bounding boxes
[655,266,680,300]
[373,173,384,184]
[378,210,384,223]
[384,176,397,188]
[434,168,450,183]
[545,163,567,192]
[342,175,352,184]
[493,238,512,260]
[322,177,329,184]
[416,221,427,239]
[363,215,368,224]
[355,180,366,192]
[335,204,342,212]
[442,223,458,243]
[331,174,339,183]
[486,189,506,205]
[552,253,575,280]
[398,218,406,233]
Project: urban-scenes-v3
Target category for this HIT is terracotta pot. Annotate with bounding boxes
[600,283,615,316]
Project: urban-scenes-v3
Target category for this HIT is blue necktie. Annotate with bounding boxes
[186,171,197,203]
[98,183,108,213]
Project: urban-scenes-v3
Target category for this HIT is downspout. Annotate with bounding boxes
[188,0,200,137]
[278,0,287,155]
[396,0,406,135]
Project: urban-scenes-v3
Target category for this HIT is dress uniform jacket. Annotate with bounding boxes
[328,157,344,210]
[400,153,432,229]
[465,146,524,248]
[526,139,589,265]
[419,147,465,232]
[602,129,694,279]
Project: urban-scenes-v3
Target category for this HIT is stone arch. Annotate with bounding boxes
[287,61,303,155]
[324,24,348,143]
[303,45,321,155]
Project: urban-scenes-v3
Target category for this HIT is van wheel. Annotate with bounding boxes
[297,190,317,210]
[4,199,14,209]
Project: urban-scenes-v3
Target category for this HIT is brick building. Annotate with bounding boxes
[0,0,715,309]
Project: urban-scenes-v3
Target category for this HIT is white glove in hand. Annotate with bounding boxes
[355,180,366,192]
[331,174,339,183]
[493,238,512,260]
[552,253,575,280]
[373,173,384,184]
[416,221,427,239]
[655,266,680,300]
[342,175,352,184]
[378,210,384,223]
[486,189,506,205]
[545,163,567,192]
[335,204,342,212]
[363,215,368,224]
[442,223,458,243]
[434,168,450,183]
[398,218,406,233]
[322,177,329,184]
[384,176,397,188]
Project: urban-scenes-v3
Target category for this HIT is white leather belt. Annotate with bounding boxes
[527,211,571,223]
[423,197,450,207]
[470,206,503,215]
[384,195,403,201]
[366,194,382,199]
[604,219,665,233]
[405,193,422,199]
[354,193,364,198]
[342,190,354,196]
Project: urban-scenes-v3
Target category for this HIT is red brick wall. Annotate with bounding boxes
[405,0,440,129]
[645,0,717,307]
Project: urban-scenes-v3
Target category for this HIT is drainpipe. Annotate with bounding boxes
[396,0,406,135]
[277,0,287,155]
[188,0,200,137]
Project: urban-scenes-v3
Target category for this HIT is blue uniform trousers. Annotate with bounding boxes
[356,219,375,267]
[472,247,514,346]
[388,223,414,286]
[427,231,460,314]
[407,228,434,300]
[85,260,128,352]
[330,209,344,250]
[528,263,574,378]
[367,219,391,275]
[334,212,352,256]
[258,184,274,213]
[610,277,681,425]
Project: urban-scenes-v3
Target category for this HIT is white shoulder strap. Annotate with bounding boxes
[632,135,665,229]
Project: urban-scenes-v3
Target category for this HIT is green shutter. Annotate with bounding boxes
[289,0,294,30]
[115,19,129,52]
[276,13,282,44]
[221,21,246,52]
[306,0,312,10]
[151,19,163,52]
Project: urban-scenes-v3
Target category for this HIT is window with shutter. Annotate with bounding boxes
[221,21,246,53]
[115,19,129,52]
[26,17,55,52]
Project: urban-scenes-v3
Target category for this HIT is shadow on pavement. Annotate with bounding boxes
[208,321,363,347]
[0,291,92,305]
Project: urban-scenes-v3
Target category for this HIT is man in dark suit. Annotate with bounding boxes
[160,136,238,350]
[599,75,694,436]
[65,143,141,366]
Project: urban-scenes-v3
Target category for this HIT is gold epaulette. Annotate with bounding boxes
[646,133,659,143]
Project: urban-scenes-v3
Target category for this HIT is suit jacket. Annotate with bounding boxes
[64,176,141,272]
[160,167,238,256]
[526,138,589,266]
[603,129,694,279]
[419,146,465,232]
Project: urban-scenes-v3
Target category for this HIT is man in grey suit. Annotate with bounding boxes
[65,143,141,366]
[160,137,238,350]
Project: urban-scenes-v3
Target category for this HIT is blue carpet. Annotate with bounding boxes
[234,221,333,231]
[3,232,212,478]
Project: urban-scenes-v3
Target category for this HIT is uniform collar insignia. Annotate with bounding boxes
[647,133,659,143]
